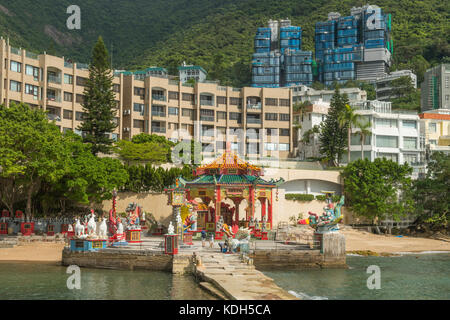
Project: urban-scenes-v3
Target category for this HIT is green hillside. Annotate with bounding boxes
[0,0,448,87]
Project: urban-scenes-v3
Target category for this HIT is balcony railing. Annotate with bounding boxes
[152,94,166,102]
[47,96,61,103]
[200,100,214,106]
[247,118,262,124]
[64,61,73,68]
[26,51,39,60]
[47,114,61,121]
[47,74,62,84]
[152,127,166,133]
[247,103,262,110]
[200,116,215,122]
[11,47,21,55]
[76,63,89,70]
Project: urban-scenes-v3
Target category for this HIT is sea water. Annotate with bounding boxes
[0,262,214,300]
[264,253,450,300]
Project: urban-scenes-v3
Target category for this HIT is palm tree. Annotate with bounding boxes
[357,121,372,160]
[338,104,362,164]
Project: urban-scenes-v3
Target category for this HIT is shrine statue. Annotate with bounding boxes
[216,216,224,232]
[249,216,255,227]
[75,219,84,237]
[255,217,260,230]
[190,209,198,232]
[87,210,97,235]
[117,218,124,234]
[261,215,267,232]
[98,218,107,238]
[308,196,345,233]
[168,221,175,235]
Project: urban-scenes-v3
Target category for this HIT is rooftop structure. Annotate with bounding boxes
[419,109,450,156]
[178,63,208,84]
[375,70,417,101]
[291,85,367,105]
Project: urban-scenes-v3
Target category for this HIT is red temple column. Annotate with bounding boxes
[234,199,240,227]
[215,186,221,223]
[249,186,255,219]
[261,198,266,219]
[268,191,273,229]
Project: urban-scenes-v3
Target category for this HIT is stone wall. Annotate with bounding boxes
[62,248,173,271]
[321,232,347,267]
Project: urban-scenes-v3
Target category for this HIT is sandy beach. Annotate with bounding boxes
[0,229,449,262]
[342,228,450,254]
[0,242,66,262]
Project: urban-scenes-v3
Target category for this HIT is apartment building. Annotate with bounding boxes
[291,85,367,104]
[421,63,450,112]
[347,101,424,178]
[0,37,123,141]
[0,37,294,160]
[375,69,417,101]
[419,109,450,155]
[178,64,207,84]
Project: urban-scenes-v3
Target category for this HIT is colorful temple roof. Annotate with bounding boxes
[193,149,263,177]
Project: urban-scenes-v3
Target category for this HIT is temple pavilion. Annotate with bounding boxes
[176,148,284,232]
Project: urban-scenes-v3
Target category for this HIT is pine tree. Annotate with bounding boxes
[78,36,117,155]
[319,88,349,166]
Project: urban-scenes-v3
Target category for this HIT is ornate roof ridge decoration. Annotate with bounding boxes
[194,149,262,177]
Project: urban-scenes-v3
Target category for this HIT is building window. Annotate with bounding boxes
[217,96,227,105]
[265,113,278,121]
[266,128,278,136]
[402,120,417,129]
[10,80,21,92]
[264,143,278,151]
[428,122,437,133]
[75,111,85,121]
[152,105,165,117]
[25,65,40,80]
[10,60,21,73]
[134,103,145,115]
[133,119,145,129]
[265,98,278,106]
[376,118,397,128]
[217,111,226,121]
[279,99,290,107]
[280,128,290,136]
[76,94,85,104]
[182,108,195,119]
[279,114,290,121]
[403,137,417,150]
[25,84,39,99]
[113,84,120,93]
[229,97,242,106]
[168,91,179,100]
[404,153,418,165]
[376,135,398,148]
[64,74,73,85]
[429,139,437,145]
[63,109,73,120]
[134,87,145,97]
[229,112,242,123]
[279,143,290,151]
[168,107,179,115]
[200,109,214,121]
[182,93,195,103]
[76,76,88,86]
[64,92,73,102]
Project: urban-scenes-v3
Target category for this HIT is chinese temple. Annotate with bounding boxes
[175,148,284,233]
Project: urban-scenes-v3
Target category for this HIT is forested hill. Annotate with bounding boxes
[0,0,448,87]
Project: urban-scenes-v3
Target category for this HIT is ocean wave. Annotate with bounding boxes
[288,290,328,300]
[346,253,363,257]
[393,250,450,255]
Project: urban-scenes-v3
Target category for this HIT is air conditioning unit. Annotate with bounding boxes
[123,127,130,132]
[123,110,131,115]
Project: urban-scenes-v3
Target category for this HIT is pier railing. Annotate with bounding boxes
[249,235,320,252]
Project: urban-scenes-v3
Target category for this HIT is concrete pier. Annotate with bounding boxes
[195,252,298,300]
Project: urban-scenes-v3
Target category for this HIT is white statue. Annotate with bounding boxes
[87,212,97,235]
[191,211,197,231]
[68,223,73,232]
[98,218,107,238]
[168,221,175,235]
[75,219,84,237]
[117,220,124,234]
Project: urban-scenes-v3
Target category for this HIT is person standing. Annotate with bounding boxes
[201,229,207,247]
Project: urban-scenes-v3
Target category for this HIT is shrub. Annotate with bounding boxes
[285,194,315,202]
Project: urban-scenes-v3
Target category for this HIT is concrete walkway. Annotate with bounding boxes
[195,252,298,300]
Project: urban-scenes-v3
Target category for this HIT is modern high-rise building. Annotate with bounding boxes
[0,37,295,161]
[421,64,450,112]
[251,19,313,88]
[316,5,393,87]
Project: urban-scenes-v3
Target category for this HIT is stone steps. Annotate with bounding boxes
[199,282,227,300]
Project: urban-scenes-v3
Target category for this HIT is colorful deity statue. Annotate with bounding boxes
[216,216,224,233]
[308,195,345,233]
[261,215,267,233]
